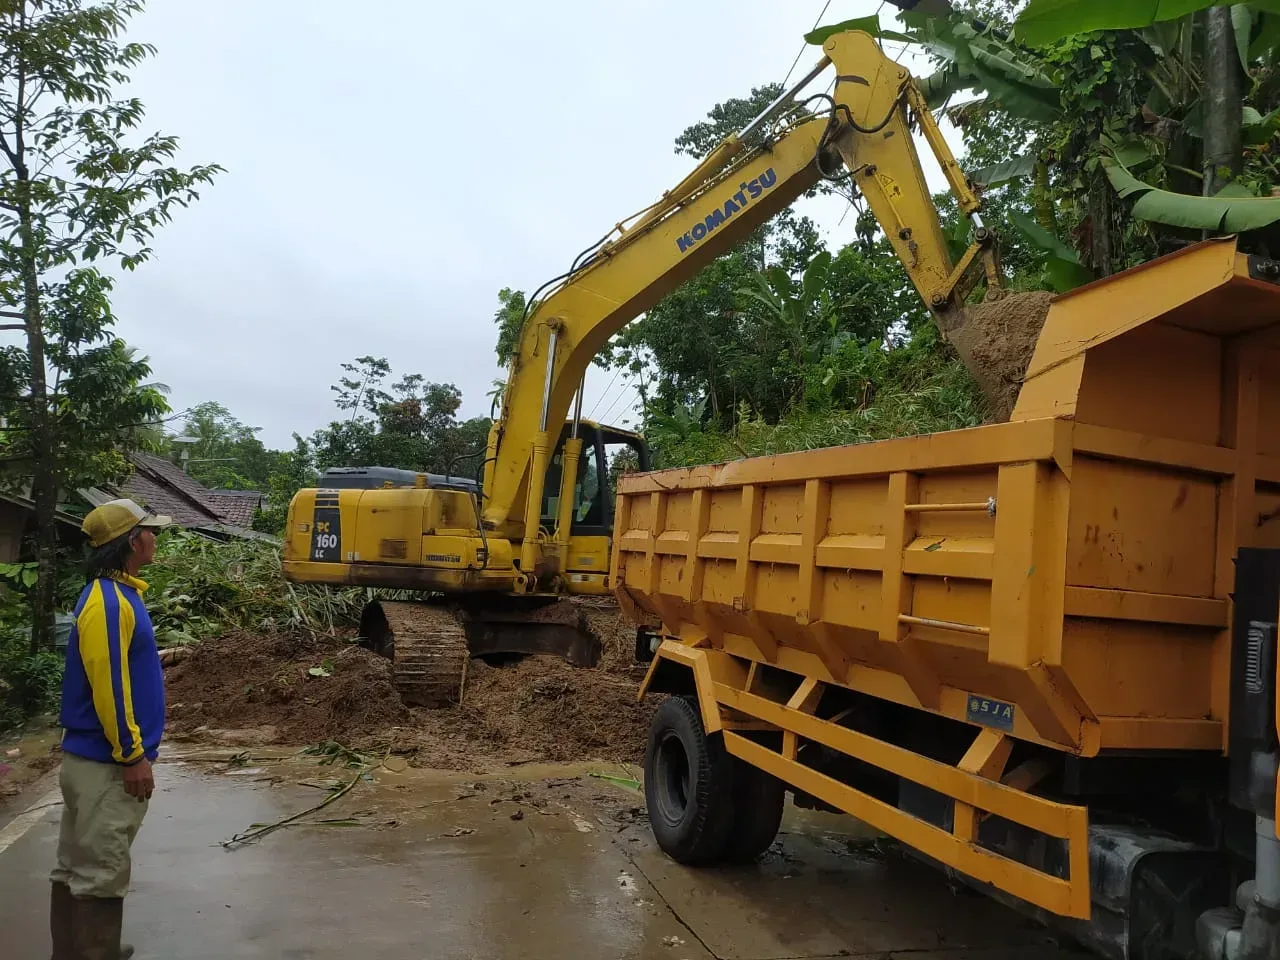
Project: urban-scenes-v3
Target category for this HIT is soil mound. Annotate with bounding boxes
[164,603,656,770]
[165,631,408,745]
[946,291,1055,422]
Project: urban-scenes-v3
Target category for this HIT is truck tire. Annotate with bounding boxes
[644,695,736,865]
[722,757,785,862]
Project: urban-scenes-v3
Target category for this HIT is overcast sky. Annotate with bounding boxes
[99,0,951,449]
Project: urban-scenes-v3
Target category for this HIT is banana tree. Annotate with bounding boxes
[808,5,1280,279]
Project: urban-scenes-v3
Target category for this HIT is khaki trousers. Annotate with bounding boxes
[49,753,149,898]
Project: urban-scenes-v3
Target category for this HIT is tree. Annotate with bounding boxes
[492,287,527,368]
[0,0,220,651]
[254,435,316,535]
[172,401,280,491]
[308,357,491,477]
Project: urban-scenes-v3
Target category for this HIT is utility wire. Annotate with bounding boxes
[597,374,636,425]
[782,0,835,87]
[585,363,624,420]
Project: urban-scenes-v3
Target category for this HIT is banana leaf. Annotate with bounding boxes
[805,15,914,46]
[1103,157,1280,229]
[971,154,1039,186]
[1016,0,1280,49]
[1233,4,1255,71]
[1010,211,1094,291]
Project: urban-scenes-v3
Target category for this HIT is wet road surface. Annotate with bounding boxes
[1,756,1085,959]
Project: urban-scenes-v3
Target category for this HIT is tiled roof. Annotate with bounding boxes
[122,454,223,526]
[207,490,263,527]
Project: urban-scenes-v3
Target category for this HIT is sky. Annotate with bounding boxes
[94,0,954,449]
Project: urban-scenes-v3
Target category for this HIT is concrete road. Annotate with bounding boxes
[0,757,1084,960]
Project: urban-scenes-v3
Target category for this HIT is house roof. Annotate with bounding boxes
[123,453,225,527]
[0,490,85,531]
[207,489,263,527]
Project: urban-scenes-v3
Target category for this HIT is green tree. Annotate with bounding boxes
[254,435,316,535]
[308,357,491,477]
[172,401,280,491]
[0,0,220,651]
[493,287,528,368]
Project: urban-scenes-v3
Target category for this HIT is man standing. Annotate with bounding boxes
[51,498,171,960]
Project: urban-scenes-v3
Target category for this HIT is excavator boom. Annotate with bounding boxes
[484,31,994,553]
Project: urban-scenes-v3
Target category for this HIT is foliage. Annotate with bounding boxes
[492,287,528,368]
[0,587,60,732]
[646,326,985,468]
[1013,0,1271,49]
[0,0,221,652]
[165,401,282,492]
[880,0,1280,273]
[144,532,365,645]
[306,357,490,478]
[253,435,318,536]
[0,627,61,732]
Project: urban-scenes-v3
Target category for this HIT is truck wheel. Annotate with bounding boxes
[644,695,735,865]
[723,757,785,862]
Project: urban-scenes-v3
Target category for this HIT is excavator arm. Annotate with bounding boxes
[484,30,998,576]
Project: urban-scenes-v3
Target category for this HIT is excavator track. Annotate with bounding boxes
[360,601,469,708]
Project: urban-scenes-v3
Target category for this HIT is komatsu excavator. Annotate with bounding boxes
[281,29,1001,706]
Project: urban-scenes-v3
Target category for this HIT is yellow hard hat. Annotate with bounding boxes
[81,498,173,548]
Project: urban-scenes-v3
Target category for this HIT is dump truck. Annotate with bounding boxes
[618,236,1280,960]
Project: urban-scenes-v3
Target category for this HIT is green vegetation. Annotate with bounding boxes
[0,0,222,652]
[144,533,365,646]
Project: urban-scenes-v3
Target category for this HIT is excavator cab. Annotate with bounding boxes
[536,420,649,595]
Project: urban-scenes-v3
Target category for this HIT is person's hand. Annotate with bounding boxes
[122,758,154,802]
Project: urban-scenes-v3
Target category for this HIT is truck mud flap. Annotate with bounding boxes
[644,641,1092,921]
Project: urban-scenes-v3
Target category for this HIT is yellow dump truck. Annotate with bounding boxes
[618,236,1280,960]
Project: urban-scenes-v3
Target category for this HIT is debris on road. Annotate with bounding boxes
[164,602,658,770]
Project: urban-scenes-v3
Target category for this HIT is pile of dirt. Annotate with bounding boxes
[164,602,657,770]
[164,631,409,746]
[946,291,1054,422]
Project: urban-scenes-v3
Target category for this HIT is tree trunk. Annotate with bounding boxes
[1203,6,1244,195]
[1087,170,1115,277]
[22,207,56,655]
[1031,158,1058,233]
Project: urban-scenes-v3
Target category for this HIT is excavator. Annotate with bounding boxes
[281,29,1003,706]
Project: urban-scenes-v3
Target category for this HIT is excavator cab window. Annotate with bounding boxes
[539,424,649,536]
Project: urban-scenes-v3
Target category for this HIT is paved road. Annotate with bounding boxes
[0,757,1084,959]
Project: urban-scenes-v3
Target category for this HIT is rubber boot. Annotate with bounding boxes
[69,896,134,960]
[50,882,72,960]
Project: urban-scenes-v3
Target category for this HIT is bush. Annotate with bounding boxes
[145,531,367,645]
[0,626,62,734]
[650,327,986,469]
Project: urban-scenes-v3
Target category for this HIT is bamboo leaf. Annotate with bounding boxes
[971,154,1039,186]
[1102,156,1280,229]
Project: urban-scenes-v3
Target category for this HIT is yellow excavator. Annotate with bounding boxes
[281,29,1003,706]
